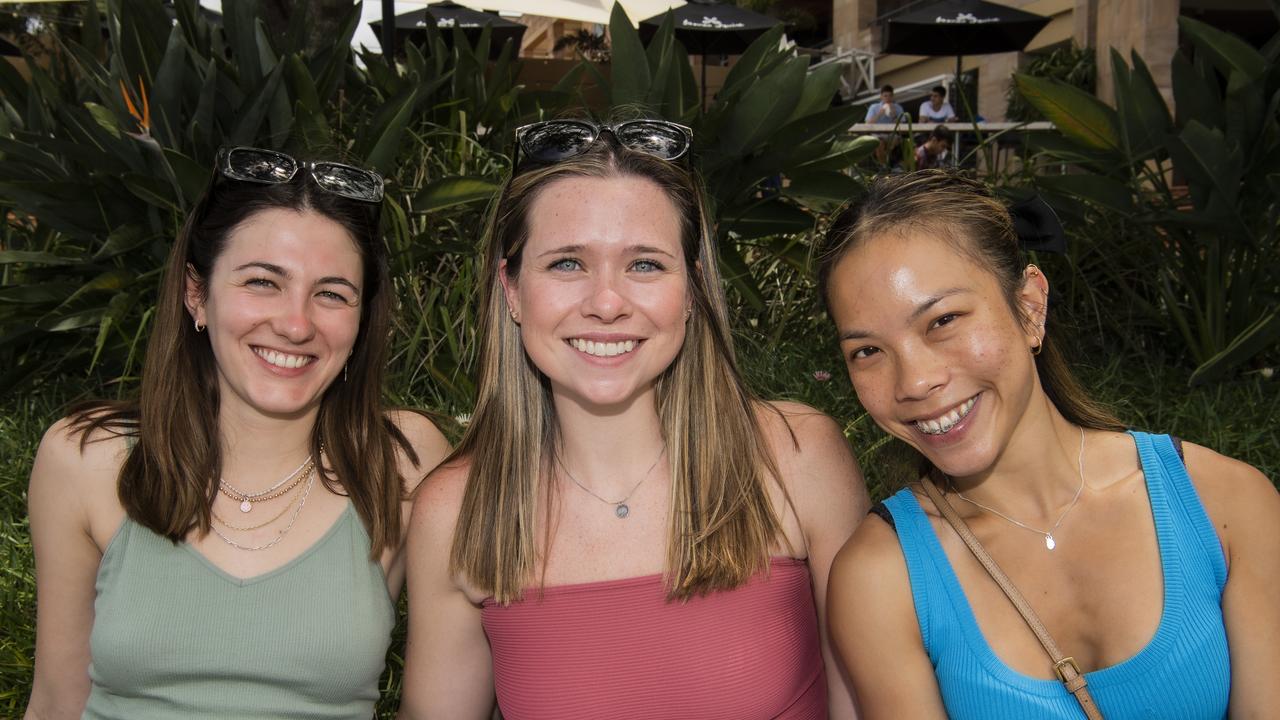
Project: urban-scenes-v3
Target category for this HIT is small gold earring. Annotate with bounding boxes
[1031,340,1043,356]
[510,309,520,324]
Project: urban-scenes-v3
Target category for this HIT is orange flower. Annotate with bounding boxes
[118,76,150,134]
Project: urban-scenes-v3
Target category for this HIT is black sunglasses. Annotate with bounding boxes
[514,119,694,165]
[215,146,385,203]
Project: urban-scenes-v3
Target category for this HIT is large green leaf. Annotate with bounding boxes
[1037,173,1134,214]
[359,87,419,174]
[150,24,187,147]
[608,4,650,106]
[1178,16,1266,86]
[1014,73,1121,152]
[782,171,862,212]
[719,56,807,158]
[413,176,500,213]
[1189,306,1280,385]
[723,198,814,239]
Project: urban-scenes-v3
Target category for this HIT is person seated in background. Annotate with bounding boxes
[865,84,906,124]
[915,126,953,169]
[918,85,958,123]
[866,84,907,167]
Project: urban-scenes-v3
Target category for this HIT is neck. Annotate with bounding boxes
[551,388,666,497]
[947,391,1085,520]
[218,400,319,492]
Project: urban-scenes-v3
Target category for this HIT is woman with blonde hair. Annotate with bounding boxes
[398,119,868,719]
[26,147,449,719]
[820,170,1279,719]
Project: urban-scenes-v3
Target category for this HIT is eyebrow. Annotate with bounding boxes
[233,262,360,295]
[837,287,971,342]
[534,244,677,259]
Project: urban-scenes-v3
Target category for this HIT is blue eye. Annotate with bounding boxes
[549,258,581,272]
[632,259,665,273]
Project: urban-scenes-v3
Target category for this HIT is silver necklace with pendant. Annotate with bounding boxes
[219,453,313,513]
[558,446,665,519]
[952,427,1086,550]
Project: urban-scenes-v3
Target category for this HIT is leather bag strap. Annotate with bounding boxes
[920,478,1105,720]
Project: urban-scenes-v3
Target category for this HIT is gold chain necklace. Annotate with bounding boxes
[218,457,314,513]
[209,467,316,551]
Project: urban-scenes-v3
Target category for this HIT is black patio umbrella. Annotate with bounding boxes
[369,1,526,59]
[640,0,781,106]
[881,0,1050,94]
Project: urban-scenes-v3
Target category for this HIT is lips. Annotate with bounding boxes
[913,394,978,435]
[252,346,316,369]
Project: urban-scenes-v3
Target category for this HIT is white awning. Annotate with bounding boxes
[449,1,686,26]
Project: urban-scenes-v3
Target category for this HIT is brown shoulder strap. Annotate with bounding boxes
[920,478,1105,720]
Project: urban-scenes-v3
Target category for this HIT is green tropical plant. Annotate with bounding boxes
[0,0,545,402]
[1005,43,1096,123]
[1014,16,1280,384]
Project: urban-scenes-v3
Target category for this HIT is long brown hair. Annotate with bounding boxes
[70,162,423,557]
[449,133,787,603]
[816,170,1125,483]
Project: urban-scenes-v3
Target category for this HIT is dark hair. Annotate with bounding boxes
[70,162,424,557]
[880,84,895,94]
[816,170,1124,483]
[450,130,788,602]
[931,85,947,98]
[930,125,953,144]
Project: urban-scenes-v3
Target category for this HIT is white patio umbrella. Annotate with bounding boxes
[450,0,685,26]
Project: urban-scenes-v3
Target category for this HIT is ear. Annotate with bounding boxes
[184,263,207,329]
[498,258,520,320]
[1018,264,1050,347]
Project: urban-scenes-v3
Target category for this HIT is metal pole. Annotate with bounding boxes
[381,0,396,57]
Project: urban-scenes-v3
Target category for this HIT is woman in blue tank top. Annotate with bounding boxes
[26,148,450,719]
[816,171,1279,719]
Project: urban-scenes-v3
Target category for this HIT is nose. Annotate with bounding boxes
[894,344,948,402]
[581,270,630,322]
[271,291,317,344]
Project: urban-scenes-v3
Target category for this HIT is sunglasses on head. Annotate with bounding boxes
[215,146,385,203]
[514,119,694,166]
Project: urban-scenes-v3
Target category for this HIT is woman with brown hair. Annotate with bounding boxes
[397,119,868,719]
[819,170,1279,719]
[25,147,449,719]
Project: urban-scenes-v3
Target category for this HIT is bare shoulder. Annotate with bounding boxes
[387,409,452,494]
[830,513,915,621]
[409,455,471,538]
[756,400,854,469]
[32,414,130,493]
[1181,441,1280,556]
[30,414,130,547]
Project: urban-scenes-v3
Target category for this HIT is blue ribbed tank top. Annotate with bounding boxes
[883,431,1230,719]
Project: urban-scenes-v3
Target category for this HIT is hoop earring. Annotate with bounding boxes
[344,363,349,382]
[1031,341,1043,356]
[194,319,205,333]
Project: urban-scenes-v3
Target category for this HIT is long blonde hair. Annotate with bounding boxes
[449,136,787,603]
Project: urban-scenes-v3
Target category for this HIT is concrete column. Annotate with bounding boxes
[978,52,1024,122]
[1094,0,1179,109]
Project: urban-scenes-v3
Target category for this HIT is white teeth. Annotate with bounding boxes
[254,347,312,369]
[570,338,637,357]
[915,396,977,435]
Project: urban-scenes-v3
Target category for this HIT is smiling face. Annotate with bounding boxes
[501,174,691,412]
[186,207,364,422]
[826,228,1046,478]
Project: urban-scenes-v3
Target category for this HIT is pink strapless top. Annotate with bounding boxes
[481,556,827,720]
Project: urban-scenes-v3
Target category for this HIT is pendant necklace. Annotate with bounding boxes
[219,453,314,513]
[952,426,1086,551]
[558,446,665,519]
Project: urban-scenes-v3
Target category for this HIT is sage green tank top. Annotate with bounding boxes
[83,503,396,720]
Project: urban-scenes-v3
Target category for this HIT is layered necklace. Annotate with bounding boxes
[951,427,1086,551]
[210,450,319,552]
[218,454,313,513]
[558,446,666,519]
